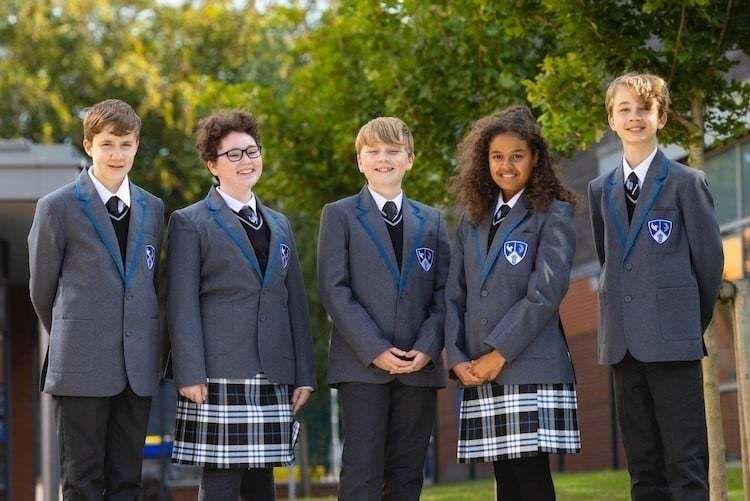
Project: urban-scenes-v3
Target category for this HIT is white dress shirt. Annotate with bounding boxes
[88,167,131,212]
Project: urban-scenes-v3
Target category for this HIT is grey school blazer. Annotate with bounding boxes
[318,187,450,387]
[588,150,724,366]
[166,187,315,390]
[28,168,165,397]
[445,197,576,385]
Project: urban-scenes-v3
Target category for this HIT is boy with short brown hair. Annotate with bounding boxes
[29,98,165,499]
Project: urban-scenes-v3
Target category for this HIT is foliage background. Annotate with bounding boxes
[2,0,748,467]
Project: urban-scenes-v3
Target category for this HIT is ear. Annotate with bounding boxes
[607,113,616,132]
[405,152,415,171]
[356,154,365,173]
[206,160,219,177]
[83,138,93,157]
[657,110,668,130]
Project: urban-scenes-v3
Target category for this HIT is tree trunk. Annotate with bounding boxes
[687,91,729,500]
[734,279,750,499]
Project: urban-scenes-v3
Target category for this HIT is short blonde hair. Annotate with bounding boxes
[83,99,141,142]
[605,72,670,118]
[355,117,414,156]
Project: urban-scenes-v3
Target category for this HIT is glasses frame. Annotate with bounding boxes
[216,145,263,162]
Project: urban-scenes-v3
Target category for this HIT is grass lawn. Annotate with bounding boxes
[301,466,744,500]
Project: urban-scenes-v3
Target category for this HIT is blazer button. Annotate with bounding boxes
[624,295,632,303]
[480,318,488,326]
[481,290,489,297]
[625,263,633,271]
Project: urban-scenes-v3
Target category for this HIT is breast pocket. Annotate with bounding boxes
[645,208,680,254]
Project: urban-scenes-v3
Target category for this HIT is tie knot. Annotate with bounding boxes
[625,172,640,202]
[493,204,511,225]
[382,201,399,222]
[238,206,260,226]
[106,196,124,218]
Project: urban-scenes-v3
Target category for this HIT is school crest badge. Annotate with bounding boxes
[504,240,528,266]
[280,243,290,269]
[145,245,156,270]
[416,247,434,272]
[648,219,672,244]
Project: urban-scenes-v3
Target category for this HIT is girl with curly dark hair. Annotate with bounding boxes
[445,105,581,500]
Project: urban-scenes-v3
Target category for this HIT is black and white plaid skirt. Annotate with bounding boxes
[457,382,581,463]
[172,373,300,468]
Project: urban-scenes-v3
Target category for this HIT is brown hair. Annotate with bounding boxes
[82,99,141,142]
[605,72,670,118]
[196,110,261,165]
[453,105,576,224]
[355,117,414,156]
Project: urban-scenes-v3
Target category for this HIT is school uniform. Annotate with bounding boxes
[444,191,580,500]
[588,148,724,500]
[28,167,165,499]
[317,186,449,501]
[166,187,315,499]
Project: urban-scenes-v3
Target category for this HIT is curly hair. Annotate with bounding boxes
[196,110,261,166]
[452,105,575,225]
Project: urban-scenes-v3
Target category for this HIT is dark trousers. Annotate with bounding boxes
[54,385,151,501]
[338,380,437,501]
[199,468,275,501]
[493,453,555,501]
[613,353,708,501]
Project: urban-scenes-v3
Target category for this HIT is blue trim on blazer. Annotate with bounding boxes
[398,199,425,293]
[75,177,126,282]
[604,154,669,262]
[204,198,264,281]
[262,210,288,289]
[124,191,148,289]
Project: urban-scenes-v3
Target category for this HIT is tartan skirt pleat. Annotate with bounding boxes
[457,382,581,463]
[172,373,300,468]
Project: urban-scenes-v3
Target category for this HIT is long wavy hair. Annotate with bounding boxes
[452,105,576,225]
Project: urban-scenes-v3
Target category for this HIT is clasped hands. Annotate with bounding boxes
[372,347,431,374]
[453,350,506,386]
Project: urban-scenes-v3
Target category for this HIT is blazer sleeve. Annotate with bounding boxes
[283,217,316,389]
[166,210,207,388]
[317,203,392,366]
[483,202,576,362]
[682,170,724,333]
[444,215,471,369]
[588,181,605,267]
[411,212,450,362]
[28,196,65,335]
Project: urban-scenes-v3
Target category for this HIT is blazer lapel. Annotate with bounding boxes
[603,167,628,253]
[258,198,284,288]
[481,196,530,286]
[623,151,669,261]
[398,198,425,293]
[123,185,148,288]
[204,187,263,282]
[355,186,400,289]
[74,170,125,282]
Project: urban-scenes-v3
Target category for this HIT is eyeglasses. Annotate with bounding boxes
[217,145,262,162]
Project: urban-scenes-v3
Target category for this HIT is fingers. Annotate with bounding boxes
[179,384,208,405]
[292,389,311,414]
[389,347,408,358]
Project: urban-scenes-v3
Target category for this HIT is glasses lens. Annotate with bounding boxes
[247,147,261,159]
[226,149,243,162]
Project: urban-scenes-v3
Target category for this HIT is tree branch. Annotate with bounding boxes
[711,0,733,68]
[668,6,686,84]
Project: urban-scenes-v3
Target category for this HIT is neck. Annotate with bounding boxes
[623,141,657,170]
[501,188,520,203]
[219,184,254,204]
[91,169,126,194]
[369,184,401,200]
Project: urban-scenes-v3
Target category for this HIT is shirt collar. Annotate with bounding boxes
[495,188,525,213]
[367,186,403,213]
[216,187,257,213]
[622,146,658,187]
[87,166,130,208]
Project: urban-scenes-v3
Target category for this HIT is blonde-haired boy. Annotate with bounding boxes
[589,72,723,500]
[318,117,449,500]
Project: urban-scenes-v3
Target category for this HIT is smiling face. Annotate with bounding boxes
[207,131,262,202]
[357,141,413,196]
[83,126,138,192]
[608,84,666,150]
[488,132,535,201]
